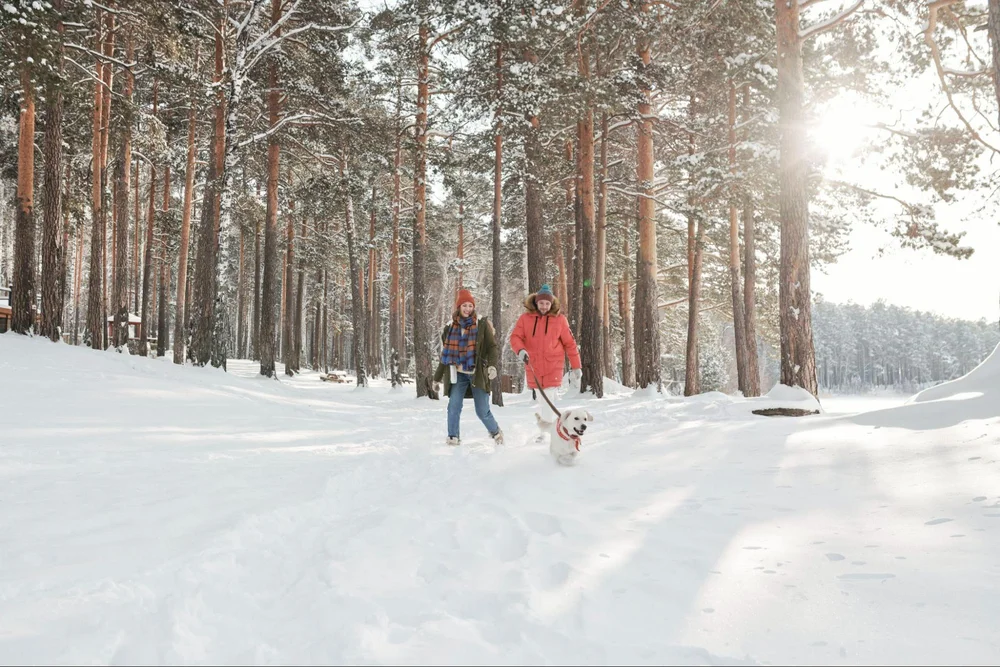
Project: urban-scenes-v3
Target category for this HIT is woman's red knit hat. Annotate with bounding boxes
[455,289,475,308]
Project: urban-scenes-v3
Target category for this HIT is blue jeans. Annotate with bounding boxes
[447,372,499,439]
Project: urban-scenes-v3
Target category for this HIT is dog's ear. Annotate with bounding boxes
[585,410,594,422]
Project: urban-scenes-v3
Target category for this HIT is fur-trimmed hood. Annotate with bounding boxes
[523,292,561,315]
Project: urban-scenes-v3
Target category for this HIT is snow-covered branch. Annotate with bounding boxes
[799,0,864,40]
[65,43,137,70]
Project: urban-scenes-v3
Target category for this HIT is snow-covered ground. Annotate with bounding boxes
[1,334,998,665]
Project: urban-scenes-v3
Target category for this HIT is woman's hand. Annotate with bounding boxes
[571,368,582,385]
[487,366,497,380]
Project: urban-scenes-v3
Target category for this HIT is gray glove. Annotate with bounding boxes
[517,349,529,364]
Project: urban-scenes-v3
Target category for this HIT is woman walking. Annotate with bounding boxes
[433,289,504,446]
[509,283,581,401]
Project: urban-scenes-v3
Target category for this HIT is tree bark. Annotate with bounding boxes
[523,50,545,293]
[139,81,158,354]
[73,208,85,344]
[412,13,437,399]
[189,8,227,366]
[742,88,761,396]
[989,0,1000,130]
[99,13,114,348]
[157,165,170,356]
[259,2,282,377]
[343,166,368,387]
[390,87,403,386]
[367,186,381,376]
[684,218,705,396]
[133,157,140,313]
[555,228,568,309]
[112,37,134,350]
[12,66,36,335]
[173,54,198,364]
[283,180,297,375]
[491,43,505,407]
[85,12,105,348]
[293,215,307,372]
[633,10,661,391]
[728,81,750,394]
[252,190,261,360]
[776,0,819,395]
[40,0,65,341]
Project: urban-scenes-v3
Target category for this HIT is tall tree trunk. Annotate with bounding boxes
[390,86,403,386]
[293,215,307,372]
[684,218,705,396]
[322,269,329,371]
[99,13,114,348]
[728,81,750,394]
[252,190,261,360]
[570,141,583,335]
[259,2,282,377]
[633,9,661,390]
[412,14,436,399]
[523,50,545,293]
[40,0,65,341]
[140,81,158,354]
[133,158,140,312]
[283,181,297,375]
[776,0,819,396]
[73,211,85,344]
[367,186,380,376]
[85,12,105,348]
[12,66,36,335]
[173,54,198,364]
[237,221,246,358]
[742,88,761,396]
[343,165,368,386]
[190,10,227,366]
[157,165,170,356]
[112,36,134,349]
[491,42,505,407]
[618,276,635,387]
[598,114,612,381]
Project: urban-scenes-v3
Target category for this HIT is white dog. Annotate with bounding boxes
[535,408,594,466]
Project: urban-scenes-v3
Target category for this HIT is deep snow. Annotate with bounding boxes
[1,334,998,665]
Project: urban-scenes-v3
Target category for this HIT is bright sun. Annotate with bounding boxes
[810,96,873,166]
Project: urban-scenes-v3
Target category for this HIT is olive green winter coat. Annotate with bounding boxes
[433,317,499,398]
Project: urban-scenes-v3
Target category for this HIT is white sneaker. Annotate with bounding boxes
[446,436,461,446]
[491,429,504,445]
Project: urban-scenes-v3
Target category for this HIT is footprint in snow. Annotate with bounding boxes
[973,496,987,502]
[523,511,562,537]
[825,553,845,561]
[837,573,896,580]
[924,518,953,526]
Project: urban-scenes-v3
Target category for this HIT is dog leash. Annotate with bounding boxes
[524,359,561,418]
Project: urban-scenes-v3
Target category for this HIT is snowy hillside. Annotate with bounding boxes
[1,335,998,665]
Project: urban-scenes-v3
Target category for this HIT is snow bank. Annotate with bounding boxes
[850,343,999,430]
[910,342,999,405]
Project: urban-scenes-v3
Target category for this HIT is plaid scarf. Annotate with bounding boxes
[441,316,477,373]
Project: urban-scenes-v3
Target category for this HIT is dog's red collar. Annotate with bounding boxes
[556,415,581,451]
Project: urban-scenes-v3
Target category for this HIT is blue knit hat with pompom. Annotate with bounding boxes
[535,284,554,303]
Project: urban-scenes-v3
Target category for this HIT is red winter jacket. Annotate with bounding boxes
[509,293,581,389]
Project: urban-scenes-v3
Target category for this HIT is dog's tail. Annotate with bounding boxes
[535,412,553,429]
